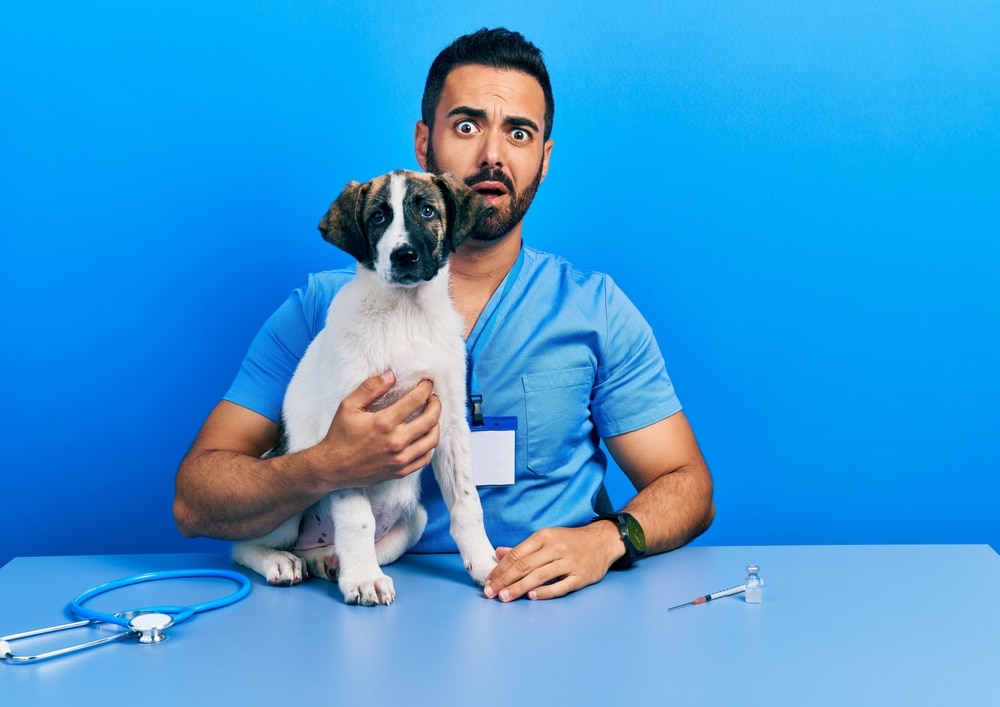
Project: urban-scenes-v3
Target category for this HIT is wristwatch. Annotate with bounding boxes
[591,512,646,569]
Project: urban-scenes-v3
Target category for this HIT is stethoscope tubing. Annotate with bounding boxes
[70,569,252,627]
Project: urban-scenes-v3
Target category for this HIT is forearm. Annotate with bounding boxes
[603,412,715,559]
[623,463,714,556]
[173,382,441,542]
[173,446,331,541]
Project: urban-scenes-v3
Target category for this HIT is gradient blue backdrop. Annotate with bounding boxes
[2,1,997,566]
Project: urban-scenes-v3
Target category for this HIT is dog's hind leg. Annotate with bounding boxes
[374,503,427,567]
[232,515,306,586]
[295,546,340,582]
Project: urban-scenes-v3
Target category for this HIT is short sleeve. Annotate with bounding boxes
[223,271,351,422]
[590,276,681,437]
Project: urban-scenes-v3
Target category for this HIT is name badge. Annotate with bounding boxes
[470,416,517,486]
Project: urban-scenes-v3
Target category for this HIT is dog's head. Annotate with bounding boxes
[318,170,493,286]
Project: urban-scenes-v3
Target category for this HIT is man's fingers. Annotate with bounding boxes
[523,576,578,601]
[345,374,438,427]
[490,560,561,602]
[485,539,543,599]
[392,384,441,446]
[484,528,604,602]
[350,371,396,410]
[394,379,437,420]
[383,383,440,473]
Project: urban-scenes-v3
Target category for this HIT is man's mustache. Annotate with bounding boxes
[465,168,515,195]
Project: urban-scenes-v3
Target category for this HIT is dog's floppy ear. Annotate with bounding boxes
[318,180,372,264]
[432,173,493,251]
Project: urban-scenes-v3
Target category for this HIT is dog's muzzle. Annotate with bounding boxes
[390,245,435,284]
[392,245,419,267]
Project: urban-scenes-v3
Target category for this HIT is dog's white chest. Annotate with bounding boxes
[282,266,465,448]
[332,272,463,380]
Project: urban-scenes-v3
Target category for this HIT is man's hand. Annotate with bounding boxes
[305,371,442,489]
[482,521,624,601]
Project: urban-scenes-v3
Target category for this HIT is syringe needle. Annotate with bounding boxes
[667,595,709,611]
[668,584,746,611]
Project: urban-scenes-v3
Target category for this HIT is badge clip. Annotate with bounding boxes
[470,394,484,427]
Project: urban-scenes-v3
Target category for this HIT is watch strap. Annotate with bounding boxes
[590,512,644,570]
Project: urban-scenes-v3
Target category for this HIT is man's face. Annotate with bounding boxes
[416,64,554,243]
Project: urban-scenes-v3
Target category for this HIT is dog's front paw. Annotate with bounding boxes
[262,550,307,586]
[339,572,395,606]
[464,550,499,587]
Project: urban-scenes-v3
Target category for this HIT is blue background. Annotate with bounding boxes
[2,1,997,566]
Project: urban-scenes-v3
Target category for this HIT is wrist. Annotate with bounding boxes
[275,443,342,498]
[591,518,628,568]
[590,512,646,570]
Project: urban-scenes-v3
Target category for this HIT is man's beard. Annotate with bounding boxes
[425,143,544,242]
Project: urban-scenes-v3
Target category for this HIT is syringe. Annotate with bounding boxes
[667,583,746,611]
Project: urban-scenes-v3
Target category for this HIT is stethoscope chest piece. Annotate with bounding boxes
[123,612,174,644]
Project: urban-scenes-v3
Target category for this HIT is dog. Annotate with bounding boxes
[232,169,498,605]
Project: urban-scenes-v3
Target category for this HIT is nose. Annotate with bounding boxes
[391,245,419,266]
[478,128,504,169]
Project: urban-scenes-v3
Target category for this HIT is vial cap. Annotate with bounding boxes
[746,564,759,573]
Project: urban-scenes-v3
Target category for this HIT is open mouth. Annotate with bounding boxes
[472,180,509,203]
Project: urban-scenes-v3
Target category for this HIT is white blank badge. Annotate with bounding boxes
[470,416,517,486]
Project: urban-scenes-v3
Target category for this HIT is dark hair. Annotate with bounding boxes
[421,27,555,141]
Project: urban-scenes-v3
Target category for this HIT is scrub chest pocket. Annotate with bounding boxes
[522,367,595,476]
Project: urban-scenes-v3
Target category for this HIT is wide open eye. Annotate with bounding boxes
[420,204,437,220]
[369,210,386,226]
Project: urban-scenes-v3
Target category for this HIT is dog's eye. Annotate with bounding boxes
[420,205,437,220]
[369,211,386,226]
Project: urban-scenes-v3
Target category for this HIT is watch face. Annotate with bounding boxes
[624,515,646,553]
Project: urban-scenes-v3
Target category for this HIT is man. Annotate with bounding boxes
[174,27,714,602]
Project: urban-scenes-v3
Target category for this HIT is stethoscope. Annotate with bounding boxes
[1,569,251,664]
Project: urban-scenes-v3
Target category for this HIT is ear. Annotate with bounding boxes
[414,121,430,171]
[540,138,554,184]
[318,180,371,264]
[432,173,493,251]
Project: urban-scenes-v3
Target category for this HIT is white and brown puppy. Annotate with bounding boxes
[232,169,498,605]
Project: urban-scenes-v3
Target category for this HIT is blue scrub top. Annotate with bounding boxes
[225,246,681,551]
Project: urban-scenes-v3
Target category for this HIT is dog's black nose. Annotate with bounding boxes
[391,245,419,266]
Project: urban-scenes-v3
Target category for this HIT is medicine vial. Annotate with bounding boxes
[745,564,763,603]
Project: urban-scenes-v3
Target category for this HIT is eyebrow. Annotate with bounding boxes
[446,105,540,134]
